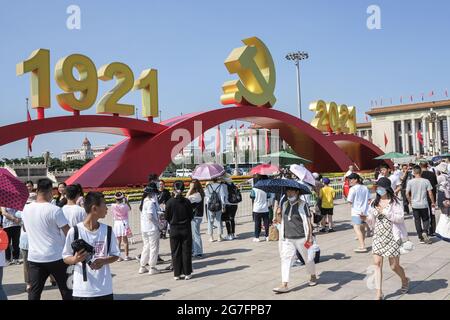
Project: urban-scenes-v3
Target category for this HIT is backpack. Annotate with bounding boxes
[227,183,242,204]
[73,224,112,282]
[207,184,223,212]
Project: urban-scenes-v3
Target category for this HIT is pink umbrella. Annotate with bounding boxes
[290,164,316,186]
[0,168,29,211]
[250,164,280,176]
[192,163,225,180]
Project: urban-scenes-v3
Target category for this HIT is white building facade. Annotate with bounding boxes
[366,100,450,156]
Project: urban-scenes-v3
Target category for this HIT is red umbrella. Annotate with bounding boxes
[0,168,29,211]
[250,164,280,176]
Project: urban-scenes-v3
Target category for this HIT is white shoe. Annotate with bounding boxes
[209,237,215,242]
[185,274,192,280]
[174,276,181,280]
[139,267,148,274]
[232,234,238,239]
[217,236,223,242]
[149,267,160,275]
[253,238,260,242]
[227,235,233,240]
[265,237,270,242]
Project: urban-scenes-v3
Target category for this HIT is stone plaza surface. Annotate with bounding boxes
[3,198,450,300]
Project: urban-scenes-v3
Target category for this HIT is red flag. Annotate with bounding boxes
[265,130,270,154]
[215,126,220,155]
[27,109,35,152]
[239,123,245,129]
[417,130,424,145]
[199,133,205,152]
[365,115,369,122]
[384,133,388,147]
[429,90,434,97]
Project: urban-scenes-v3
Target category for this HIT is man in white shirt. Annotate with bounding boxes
[347,173,370,253]
[21,178,72,300]
[63,192,120,300]
[62,185,87,227]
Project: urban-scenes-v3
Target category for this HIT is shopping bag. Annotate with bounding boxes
[436,213,450,242]
[268,225,279,241]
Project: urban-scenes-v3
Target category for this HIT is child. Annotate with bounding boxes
[62,192,120,300]
[319,178,336,232]
[111,192,132,261]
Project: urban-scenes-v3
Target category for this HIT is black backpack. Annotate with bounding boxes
[227,183,242,204]
[207,184,223,212]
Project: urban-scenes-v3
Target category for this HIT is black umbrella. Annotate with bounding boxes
[254,178,311,195]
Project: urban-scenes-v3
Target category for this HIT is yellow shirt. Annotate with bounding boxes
[319,186,335,208]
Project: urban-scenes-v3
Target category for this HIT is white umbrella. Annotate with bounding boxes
[290,164,316,186]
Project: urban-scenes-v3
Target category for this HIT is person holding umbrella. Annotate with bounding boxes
[272,185,318,293]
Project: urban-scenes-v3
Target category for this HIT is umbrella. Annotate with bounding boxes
[250,164,279,176]
[0,168,29,211]
[261,151,311,166]
[254,178,311,195]
[191,163,225,180]
[289,164,316,186]
[374,152,409,160]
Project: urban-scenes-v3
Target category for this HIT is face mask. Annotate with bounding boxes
[376,187,387,196]
[288,196,297,202]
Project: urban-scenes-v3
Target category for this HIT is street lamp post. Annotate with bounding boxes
[286,51,309,119]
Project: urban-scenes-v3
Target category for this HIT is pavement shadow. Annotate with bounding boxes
[115,288,170,300]
[384,279,448,299]
[320,253,351,263]
[193,265,250,278]
[233,232,254,240]
[4,282,26,296]
[291,270,366,293]
[193,258,236,270]
[205,248,252,259]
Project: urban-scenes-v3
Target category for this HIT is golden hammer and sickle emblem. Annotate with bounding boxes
[221,37,276,108]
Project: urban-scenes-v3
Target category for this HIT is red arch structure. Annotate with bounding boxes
[0,106,386,187]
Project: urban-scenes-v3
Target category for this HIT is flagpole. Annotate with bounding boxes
[234,120,238,175]
[26,98,30,181]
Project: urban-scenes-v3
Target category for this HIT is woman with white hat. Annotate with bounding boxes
[111,192,132,261]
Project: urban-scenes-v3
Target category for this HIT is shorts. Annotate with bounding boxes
[321,208,334,216]
[351,216,366,225]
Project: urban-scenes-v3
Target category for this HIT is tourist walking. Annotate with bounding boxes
[205,178,227,242]
[139,183,161,275]
[272,187,318,294]
[252,175,273,242]
[0,207,22,265]
[21,178,72,300]
[420,161,438,236]
[347,173,370,252]
[111,192,132,261]
[406,165,435,244]
[186,179,205,257]
[361,177,409,300]
[400,164,413,215]
[319,178,335,232]
[222,177,241,240]
[165,181,194,280]
[62,184,87,227]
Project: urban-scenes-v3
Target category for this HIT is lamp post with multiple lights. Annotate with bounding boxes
[286,51,309,119]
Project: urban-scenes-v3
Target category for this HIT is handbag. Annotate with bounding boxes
[268,225,279,241]
[399,240,415,255]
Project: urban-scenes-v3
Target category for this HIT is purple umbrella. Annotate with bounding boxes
[192,163,225,180]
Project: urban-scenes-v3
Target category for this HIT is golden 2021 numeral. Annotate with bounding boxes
[310,100,357,134]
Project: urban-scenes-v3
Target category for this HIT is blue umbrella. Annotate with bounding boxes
[254,178,311,195]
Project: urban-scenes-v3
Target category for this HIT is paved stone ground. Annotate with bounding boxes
[3,199,450,300]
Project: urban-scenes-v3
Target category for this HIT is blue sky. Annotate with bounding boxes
[1,0,450,158]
